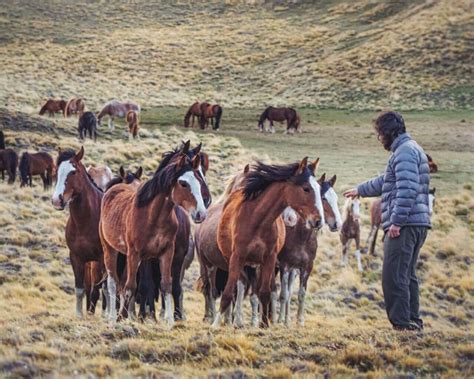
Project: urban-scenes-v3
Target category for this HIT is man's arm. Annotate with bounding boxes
[357,174,384,198]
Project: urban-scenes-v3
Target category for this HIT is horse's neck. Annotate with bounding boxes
[243,183,287,228]
[69,175,101,222]
[142,192,175,222]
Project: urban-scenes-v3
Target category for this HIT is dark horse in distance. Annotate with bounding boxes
[258,106,300,134]
[19,151,54,189]
[0,131,18,184]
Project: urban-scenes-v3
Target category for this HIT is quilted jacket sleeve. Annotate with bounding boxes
[390,147,419,226]
[357,174,384,197]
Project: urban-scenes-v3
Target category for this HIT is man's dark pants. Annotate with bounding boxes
[382,226,428,328]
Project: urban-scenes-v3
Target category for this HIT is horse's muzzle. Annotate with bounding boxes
[192,209,207,224]
[52,195,65,210]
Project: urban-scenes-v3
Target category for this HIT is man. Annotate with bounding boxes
[344,111,431,331]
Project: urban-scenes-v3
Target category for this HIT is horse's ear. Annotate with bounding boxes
[318,173,326,184]
[200,152,209,174]
[135,167,143,179]
[329,174,337,187]
[177,154,187,169]
[75,146,84,162]
[243,164,250,175]
[308,158,320,175]
[119,166,125,179]
[182,140,190,154]
[295,157,309,175]
[192,154,201,170]
[192,142,202,155]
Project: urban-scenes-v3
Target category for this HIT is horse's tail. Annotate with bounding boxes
[0,130,4,150]
[213,105,223,130]
[289,108,298,130]
[184,105,193,128]
[64,98,74,117]
[19,152,29,186]
[39,102,48,115]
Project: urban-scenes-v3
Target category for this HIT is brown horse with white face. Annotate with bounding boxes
[184,102,201,128]
[99,141,210,327]
[212,158,324,328]
[199,103,223,130]
[52,147,104,317]
[39,99,67,117]
[277,174,342,326]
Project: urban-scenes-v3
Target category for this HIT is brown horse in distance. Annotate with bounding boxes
[0,131,18,184]
[52,147,104,317]
[39,99,67,117]
[126,110,140,140]
[199,103,223,130]
[213,158,324,328]
[426,154,438,173]
[340,198,363,271]
[184,102,201,128]
[258,106,300,134]
[97,100,140,130]
[87,165,113,191]
[64,98,86,117]
[100,141,210,326]
[19,152,54,189]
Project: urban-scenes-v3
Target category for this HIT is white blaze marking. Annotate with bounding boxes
[178,171,207,218]
[324,187,342,228]
[309,176,325,225]
[52,161,75,202]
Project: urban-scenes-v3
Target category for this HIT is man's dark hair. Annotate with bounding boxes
[374,111,406,150]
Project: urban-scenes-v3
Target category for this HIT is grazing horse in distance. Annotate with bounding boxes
[277,173,342,326]
[0,131,18,184]
[184,102,201,128]
[426,154,438,173]
[100,141,210,326]
[39,99,67,117]
[78,111,98,142]
[19,151,54,189]
[199,103,223,130]
[125,110,140,140]
[87,165,113,191]
[258,106,299,134]
[340,198,362,271]
[97,100,140,130]
[64,98,86,118]
[212,158,324,328]
[52,147,104,317]
[366,189,436,256]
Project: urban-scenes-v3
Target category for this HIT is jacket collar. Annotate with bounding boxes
[390,133,411,152]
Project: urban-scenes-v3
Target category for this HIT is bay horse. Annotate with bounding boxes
[97,100,140,130]
[19,151,54,189]
[78,111,98,142]
[99,141,210,327]
[199,103,223,130]
[52,147,104,317]
[340,198,362,271]
[39,99,67,117]
[125,110,140,140]
[184,102,201,128]
[366,188,436,256]
[0,131,18,184]
[426,154,438,173]
[87,165,113,191]
[258,106,299,134]
[212,157,324,328]
[277,173,342,326]
[64,98,86,117]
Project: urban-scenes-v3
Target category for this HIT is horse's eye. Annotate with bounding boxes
[303,187,310,193]
[179,180,189,188]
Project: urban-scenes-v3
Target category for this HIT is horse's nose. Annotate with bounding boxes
[52,195,65,210]
[193,209,207,224]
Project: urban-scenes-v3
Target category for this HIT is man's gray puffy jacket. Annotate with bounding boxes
[357,133,431,231]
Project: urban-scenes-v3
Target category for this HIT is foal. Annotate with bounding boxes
[126,110,140,140]
[100,142,210,326]
[340,198,362,271]
[213,158,324,328]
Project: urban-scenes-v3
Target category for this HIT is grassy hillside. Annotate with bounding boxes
[0,109,472,377]
[0,0,472,112]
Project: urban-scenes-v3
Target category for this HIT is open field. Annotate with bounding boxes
[0,107,473,377]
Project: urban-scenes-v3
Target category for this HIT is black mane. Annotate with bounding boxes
[56,148,76,167]
[105,172,139,191]
[136,146,191,207]
[243,161,311,201]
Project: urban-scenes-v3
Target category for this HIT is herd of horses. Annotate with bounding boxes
[0,123,439,328]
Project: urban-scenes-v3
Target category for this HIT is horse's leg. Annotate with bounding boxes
[369,226,379,256]
[108,117,114,130]
[159,249,175,328]
[341,238,349,267]
[40,173,47,190]
[103,244,119,322]
[285,268,297,325]
[233,278,245,328]
[171,260,184,321]
[212,252,243,328]
[355,235,363,272]
[259,252,278,328]
[123,250,140,320]
[70,253,86,318]
[270,270,278,324]
[278,268,289,323]
[297,264,312,326]
[270,120,275,134]
[250,293,259,327]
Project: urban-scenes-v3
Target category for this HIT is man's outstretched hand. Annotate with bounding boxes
[343,188,359,199]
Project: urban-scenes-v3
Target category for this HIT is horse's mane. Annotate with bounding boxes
[342,198,354,220]
[105,172,140,191]
[184,102,198,128]
[216,173,242,204]
[243,161,310,201]
[39,102,48,116]
[136,147,190,207]
[0,130,5,150]
[258,107,271,124]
